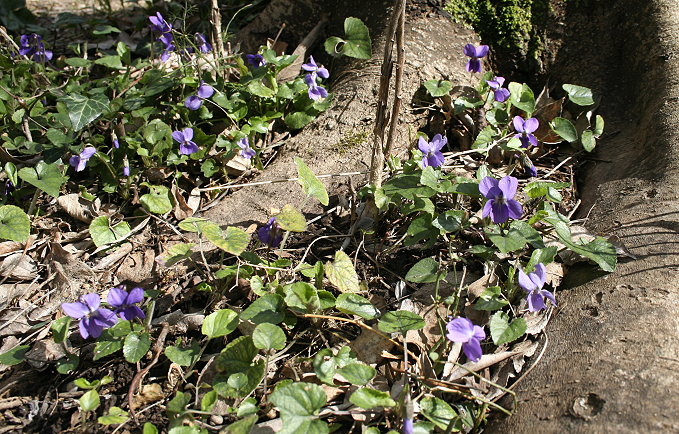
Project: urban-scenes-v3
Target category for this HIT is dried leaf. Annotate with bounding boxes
[445,351,519,382]
[0,252,37,280]
[56,193,100,223]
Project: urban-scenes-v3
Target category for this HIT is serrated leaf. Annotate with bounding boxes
[326,17,372,60]
[550,117,578,143]
[240,294,285,324]
[424,79,452,97]
[94,55,123,69]
[526,247,558,270]
[202,309,239,338]
[79,390,100,412]
[420,397,459,430]
[294,158,329,206]
[349,388,395,409]
[405,257,440,283]
[18,161,68,198]
[270,382,328,434]
[98,406,128,425]
[0,205,30,242]
[252,323,286,351]
[88,215,131,248]
[335,293,378,320]
[489,312,526,345]
[378,310,425,335]
[0,345,29,366]
[563,84,594,106]
[485,226,528,253]
[123,332,151,363]
[60,92,109,131]
[216,336,257,372]
[165,341,201,366]
[325,250,359,293]
[140,185,172,214]
[276,204,307,232]
[338,362,376,385]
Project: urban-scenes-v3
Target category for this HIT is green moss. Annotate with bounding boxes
[332,129,369,155]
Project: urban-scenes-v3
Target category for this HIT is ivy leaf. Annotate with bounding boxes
[123,332,151,363]
[489,311,526,345]
[563,83,594,106]
[325,250,359,293]
[269,382,328,434]
[140,184,172,214]
[405,257,440,283]
[252,323,286,351]
[335,293,378,320]
[294,158,329,206]
[202,309,239,339]
[60,92,109,131]
[349,388,395,409]
[423,79,452,97]
[550,117,579,143]
[378,310,425,335]
[89,215,131,248]
[18,161,68,198]
[0,345,29,366]
[276,204,307,232]
[0,205,30,242]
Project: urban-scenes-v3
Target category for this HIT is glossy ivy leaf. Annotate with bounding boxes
[79,390,100,412]
[563,83,594,106]
[0,345,29,366]
[337,362,376,385]
[276,204,307,232]
[123,332,151,363]
[18,161,68,198]
[325,250,360,293]
[98,406,128,425]
[581,129,596,152]
[269,382,328,434]
[474,286,509,311]
[0,205,30,242]
[378,310,425,335]
[349,388,395,409]
[165,341,201,366]
[89,215,131,248]
[490,311,527,345]
[240,293,286,324]
[550,117,578,143]
[140,184,172,214]
[420,397,460,430]
[423,79,452,97]
[294,157,329,206]
[508,82,535,114]
[324,17,371,59]
[335,293,378,320]
[202,309,239,339]
[405,257,440,283]
[252,323,286,351]
[60,92,109,131]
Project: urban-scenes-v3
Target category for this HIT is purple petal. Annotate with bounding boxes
[317,67,329,79]
[527,134,538,147]
[127,287,145,304]
[403,418,414,434]
[197,82,214,99]
[172,130,185,143]
[123,165,130,177]
[482,200,493,219]
[69,156,81,170]
[478,176,498,198]
[487,79,500,90]
[541,289,557,306]
[462,339,483,362]
[107,286,128,308]
[513,116,526,133]
[182,127,193,141]
[184,95,203,110]
[472,325,486,341]
[431,134,447,152]
[475,45,489,58]
[530,264,547,288]
[490,201,509,224]
[62,302,89,319]
[498,176,518,199]
[240,146,256,159]
[308,85,327,100]
[180,141,199,155]
[80,147,97,160]
[495,88,510,102]
[445,317,474,343]
[466,58,481,73]
[417,136,431,154]
[506,199,523,219]
[93,308,119,328]
[81,293,101,311]
[527,292,546,312]
[524,118,539,133]
[518,269,536,292]
[463,43,476,57]
[79,318,93,339]
[426,151,445,168]
[119,306,145,321]
[112,139,120,149]
[301,55,317,71]
[495,76,505,86]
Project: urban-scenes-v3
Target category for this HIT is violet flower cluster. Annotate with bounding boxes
[18,33,53,62]
[149,12,174,62]
[69,147,97,172]
[417,134,446,168]
[463,43,489,73]
[185,81,215,110]
[173,127,199,155]
[513,116,540,148]
[479,175,523,224]
[258,217,283,248]
[237,137,256,160]
[61,287,145,339]
[487,76,510,102]
[194,33,212,54]
[518,263,556,312]
[302,56,329,100]
[446,317,485,362]
[246,54,266,68]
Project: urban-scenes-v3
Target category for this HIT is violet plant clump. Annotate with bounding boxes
[417,133,446,168]
[518,263,556,312]
[463,43,489,73]
[479,175,523,224]
[69,147,97,172]
[107,286,146,321]
[61,293,118,339]
[513,116,540,148]
[446,317,485,362]
[18,33,52,62]
[172,127,199,155]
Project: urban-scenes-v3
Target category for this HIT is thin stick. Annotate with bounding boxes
[210,0,225,60]
[197,170,368,192]
[383,0,406,160]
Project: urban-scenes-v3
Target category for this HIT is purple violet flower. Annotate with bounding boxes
[479,175,523,224]
[487,76,510,102]
[185,81,214,110]
[69,146,97,172]
[61,293,118,339]
[172,127,199,155]
[417,133,446,168]
[149,12,171,34]
[195,33,212,53]
[302,55,329,80]
[245,54,266,68]
[112,139,120,149]
[513,116,539,148]
[107,286,146,321]
[4,180,14,197]
[304,74,328,100]
[402,418,414,434]
[446,317,485,362]
[18,33,53,62]
[123,164,130,177]
[237,137,256,159]
[463,43,489,73]
[519,263,556,312]
[258,217,283,248]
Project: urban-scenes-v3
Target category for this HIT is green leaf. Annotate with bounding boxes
[60,92,109,131]
[474,286,509,311]
[550,117,578,143]
[65,57,90,67]
[593,114,605,136]
[284,111,316,130]
[489,311,526,345]
[165,341,201,367]
[89,215,131,248]
[563,84,594,106]
[123,332,151,363]
[252,323,286,351]
[269,382,328,434]
[294,158,329,206]
[140,184,172,214]
[0,345,29,366]
[93,338,123,361]
[335,293,378,320]
[46,128,74,146]
[56,354,80,374]
[167,391,190,415]
[284,282,320,313]
[420,397,460,430]
[204,225,251,256]
[423,80,452,97]
[214,337,264,398]
[216,335,256,372]
[508,82,535,114]
[223,415,258,434]
[160,243,194,267]
[98,406,128,425]
[94,55,123,69]
[247,80,275,98]
[276,204,307,232]
[325,17,372,60]
[405,257,440,283]
[202,309,239,339]
[337,362,376,385]
[18,161,68,198]
[526,247,558,270]
[432,210,467,234]
[567,236,617,272]
[51,316,71,343]
[240,293,286,324]
[581,129,596,152]
[143,423,159,434]
[349,388,395,409]
[382,174,436,200]
[485,226,528,253]
[325,250,360,293]
[0,205,30,242]
[378,310,425,335]
[79,389,100,412]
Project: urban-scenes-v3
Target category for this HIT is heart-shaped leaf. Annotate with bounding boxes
[424,79,452,97]
[335,293,378,320]
[18,161,68,198]
[276,204,307,232]
[0,205,30,242]
[60,92,109,131]
[202,309,239,339]
[563,83,594,106]
[140,184,172,214]
[349,388,395,409]
[252,323,286,351]
[378,310,425,335]
[89,215,131,248]
[490,311,526,345]
[325,250,359,293]
[294,158,329,206]
[123,332,151,363]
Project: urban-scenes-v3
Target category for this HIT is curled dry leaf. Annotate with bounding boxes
[0,252,38,281]
[131,383,164,410]
[56,194,100,223]
[225,154,252,176]
[445,351,519,382]
[94,243,133,271]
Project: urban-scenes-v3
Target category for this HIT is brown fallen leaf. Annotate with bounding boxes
[445,351,520,382]
[131,383,164,410]
[56,193,100,223]
[0,252,37,281]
